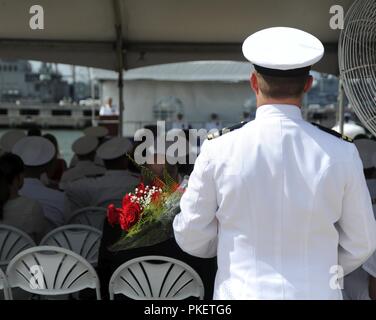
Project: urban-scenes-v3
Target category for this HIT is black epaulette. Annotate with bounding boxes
[311,122,353,143]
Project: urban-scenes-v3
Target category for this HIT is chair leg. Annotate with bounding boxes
[96,287,101,300]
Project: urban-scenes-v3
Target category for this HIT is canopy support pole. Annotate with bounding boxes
[113,0,125,137]
[338,78,345,135]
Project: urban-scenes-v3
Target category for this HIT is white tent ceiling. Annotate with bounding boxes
[94,61,254,82]
[0,0,354,75]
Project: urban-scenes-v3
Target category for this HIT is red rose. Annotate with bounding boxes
[136,182,146,198]
[107,204,122,226]
[122,194,133,208]
[119,201,141,231]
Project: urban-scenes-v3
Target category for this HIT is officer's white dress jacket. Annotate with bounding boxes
[173,104,376,300]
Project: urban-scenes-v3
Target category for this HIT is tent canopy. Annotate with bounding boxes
[0,0,353,75]
[94,61,254,83]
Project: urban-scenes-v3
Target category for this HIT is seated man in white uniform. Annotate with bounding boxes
[59,135,105,190]
[64,137,140,221]
[343,139,376,300]
[12,136,65,227]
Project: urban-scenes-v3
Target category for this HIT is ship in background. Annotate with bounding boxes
[0,59,356,135]
[0,59,101,129]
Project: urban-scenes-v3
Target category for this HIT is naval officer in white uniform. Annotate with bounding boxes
[59,135,105,190]
[12,136,65,227]
[173,27,376,300]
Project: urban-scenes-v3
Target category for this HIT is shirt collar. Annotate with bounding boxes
[255,104,303,120]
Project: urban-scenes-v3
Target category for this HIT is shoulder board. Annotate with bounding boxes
[311,122,353,143]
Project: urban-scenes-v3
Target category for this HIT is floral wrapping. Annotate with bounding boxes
[107,177,188,252]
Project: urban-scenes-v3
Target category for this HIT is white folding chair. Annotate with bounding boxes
[0,268,9,300]
[40,225,102,266]
[68,207,106,231]
[0,224,36,270]
[109,256,204,300]
[6,246,101,300]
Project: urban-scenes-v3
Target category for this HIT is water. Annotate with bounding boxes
[0,129,83,164]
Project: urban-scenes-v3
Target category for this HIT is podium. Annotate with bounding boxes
[98,116,119,137]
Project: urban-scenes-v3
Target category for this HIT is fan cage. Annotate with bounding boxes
[339,0,376,136]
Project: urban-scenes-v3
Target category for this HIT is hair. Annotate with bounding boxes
[0,153,25,219]
[256,73,310,99]
[43,133,59,155]
[103,155,129,171]
[27,127,42,136]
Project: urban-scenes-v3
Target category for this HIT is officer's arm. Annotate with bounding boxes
[338,146,376,275]
[173,141,218,258]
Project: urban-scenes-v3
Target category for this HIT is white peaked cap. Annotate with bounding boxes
[242,27,324,71]
[96,137,133,160]
[354,139,376,169]
[72,136,99,156]
[12,136,56,166]
[83,126,109,138]
[0,130,26,152]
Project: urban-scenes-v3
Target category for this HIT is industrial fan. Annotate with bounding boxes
[339,0,376,136]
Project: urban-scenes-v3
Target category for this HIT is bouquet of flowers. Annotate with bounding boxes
[106,170,188,251]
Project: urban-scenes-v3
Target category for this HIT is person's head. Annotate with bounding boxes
[72,136,99,162]
[77,151,96,162]
[27,127,42,137]
[107,97,113,106]
[12,136,56,180]
[96,137,133,171]
[83,126,109,143]
[103,155,129,171]
[250,72,313,107]
[211,113,218,121]
[144,138,181,182]
[145,154,179,182]
[0,153,25,219]
[43,134,59,154]
[177,113,183,121]
[242,27,324,108]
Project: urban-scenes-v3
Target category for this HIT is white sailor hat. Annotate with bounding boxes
[354,139,376,169]
[72,136,99,156]
[242,27,324,77]
[12,136,56,166]
[0,130,26,153]
[83,126,109,138]
[96,137,133,160]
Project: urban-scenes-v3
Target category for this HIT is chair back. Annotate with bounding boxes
[40,225,102,266]
[68,207,106,231]
[0,224,36,270]
[6,246,101,299]
[109,255,204,300]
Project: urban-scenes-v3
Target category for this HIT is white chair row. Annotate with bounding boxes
[0,206,106,269]
[0,224,102,269]
[4,246,101,300]
[0,248,204,300]
[68,207,107,231]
